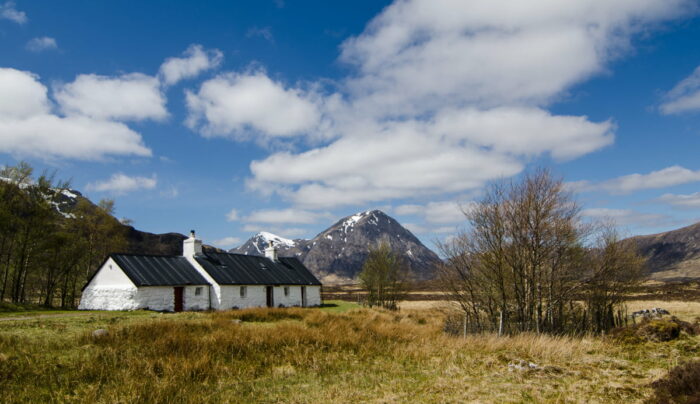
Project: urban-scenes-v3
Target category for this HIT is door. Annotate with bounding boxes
[174,287,184,312]
[266,286,274,308]
[301,286,307,308]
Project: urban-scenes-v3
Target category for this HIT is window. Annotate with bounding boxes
[284,286,290,296]
[194,287,202,296]
[240,286,247,298]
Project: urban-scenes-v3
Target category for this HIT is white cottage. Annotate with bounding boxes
[79,231,322,311]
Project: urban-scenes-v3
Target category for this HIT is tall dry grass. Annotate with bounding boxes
[0,307,696,403]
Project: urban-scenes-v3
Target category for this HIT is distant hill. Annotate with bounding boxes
[627,221,700,281]
[231,210,442,283]
[52,188,221,256]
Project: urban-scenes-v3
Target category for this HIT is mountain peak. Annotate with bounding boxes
[231,209,440,282]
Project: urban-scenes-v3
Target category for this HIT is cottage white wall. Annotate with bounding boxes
[305,286,322,307]
[79,258,138,310]
[219,285,266,309]
[184,285,210,311]
[184,255,222,310]
[78,286,139,310]
[85,258,133,288]
[274,286,302,307]
[134,287,174,311]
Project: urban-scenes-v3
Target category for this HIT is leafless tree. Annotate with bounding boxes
[438,169,644,335]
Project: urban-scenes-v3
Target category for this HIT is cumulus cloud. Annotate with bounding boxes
[212,236,241,249]
[249,121,522,208]
[660,66,700,114]
[658,192,700,209]
[186,72,321,139]
[179,0,692,209]
[244,208,327,224]
[54,73,167,121]
[26,37,57,52]
[87,173,157,194]
[396,200,468,224]
[238,0,693,209]
[0,1,26,24]
[339,0,693,116]
[159,44,223,86]
[0,68,151,160]
[574,166,700,194]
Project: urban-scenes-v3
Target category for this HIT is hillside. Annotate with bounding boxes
[628,221,700,281]
[53,188,218,256]
[231,210,442,283]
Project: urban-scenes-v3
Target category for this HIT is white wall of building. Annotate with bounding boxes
[305,286,322,307]
[215,285,323,309]
[219,285,266,309]
[79,258,211,311]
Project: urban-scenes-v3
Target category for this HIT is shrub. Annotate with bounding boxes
[648,361,700,404]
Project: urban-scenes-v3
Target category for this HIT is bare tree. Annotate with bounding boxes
[359,241,408,310]
[438,169,644,335]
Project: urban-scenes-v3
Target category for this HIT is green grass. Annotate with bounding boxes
[0,305,698,403]
[318,299,360,313]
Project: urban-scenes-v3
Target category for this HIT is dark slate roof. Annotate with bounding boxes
[194,252,321,286]
[110,254,210,287]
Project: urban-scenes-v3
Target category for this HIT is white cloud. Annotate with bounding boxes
[26,37,57,52]
[660,66,700,115]
[339,0,693,116]
[575,166,700,194]
[185,71,321,139]
[432,107,614,160]
[0,2,26,24]
[249,121,522,208]
[159,44,223,86]
[244,208,326,224]
[0,68,152,160]
[246,26,274,43]
[226,209,240,222]
[581,208,670,227]
[396,200,467,224]
[658,192,700,209]
[54,73,167,121]
[212,236,241,249]
[239,0,693,209]
[87,173,157,194]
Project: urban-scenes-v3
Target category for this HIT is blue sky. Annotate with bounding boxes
[2,0,700,250]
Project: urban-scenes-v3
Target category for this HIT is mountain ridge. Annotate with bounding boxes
[231,210,442,283]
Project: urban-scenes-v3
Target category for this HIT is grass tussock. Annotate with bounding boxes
[0,304,699,403]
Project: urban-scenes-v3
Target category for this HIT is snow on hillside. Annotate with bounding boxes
[252,232,297,253]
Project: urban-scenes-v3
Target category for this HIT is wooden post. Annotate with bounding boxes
[498,310,504,337]
[463,312,467,338]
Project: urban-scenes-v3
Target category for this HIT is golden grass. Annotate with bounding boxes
[0,305,698,403]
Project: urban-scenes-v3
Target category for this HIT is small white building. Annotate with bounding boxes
[79,231,322,312]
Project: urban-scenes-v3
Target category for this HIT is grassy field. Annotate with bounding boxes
[0,300,698,403]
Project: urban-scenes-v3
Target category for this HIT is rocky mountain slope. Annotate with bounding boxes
[231,210,442,282]
[627,221,700,281]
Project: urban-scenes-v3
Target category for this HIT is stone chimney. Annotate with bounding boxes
[183,229,203,257]
[264,240,278,262]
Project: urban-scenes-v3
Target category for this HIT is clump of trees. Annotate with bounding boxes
[438,169,645,335]
[359,242,408,310]
[0,162,127,308]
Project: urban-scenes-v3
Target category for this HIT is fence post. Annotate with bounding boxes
[498,310,504,337]
[463,312,467,338]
